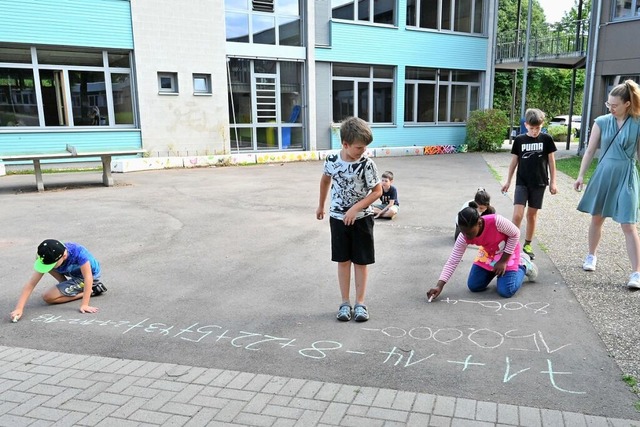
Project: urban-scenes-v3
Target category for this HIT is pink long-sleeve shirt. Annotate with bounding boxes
[439,214,521,283]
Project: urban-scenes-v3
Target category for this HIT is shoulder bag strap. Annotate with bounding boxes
[599,116,630,161]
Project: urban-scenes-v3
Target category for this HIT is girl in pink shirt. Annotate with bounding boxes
[428,207,537,300]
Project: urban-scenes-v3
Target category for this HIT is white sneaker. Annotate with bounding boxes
[521,253,538,281]
[628,272,640,289]
[583,254,597,271]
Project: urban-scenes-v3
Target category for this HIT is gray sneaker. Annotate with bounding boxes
[336,303,352,321]
[521,253,538,281]
[353,304,369,322]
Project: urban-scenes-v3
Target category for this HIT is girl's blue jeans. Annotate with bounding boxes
[467,264,526,298]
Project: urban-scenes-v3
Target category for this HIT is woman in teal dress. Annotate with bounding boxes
[574,80,640,289]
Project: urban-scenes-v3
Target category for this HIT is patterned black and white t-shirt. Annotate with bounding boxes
[323,153,380,220]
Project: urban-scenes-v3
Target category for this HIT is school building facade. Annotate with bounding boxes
[0,0,499,161]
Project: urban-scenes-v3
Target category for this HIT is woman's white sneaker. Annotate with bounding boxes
[627,272,640,289]
[582,254,597,271]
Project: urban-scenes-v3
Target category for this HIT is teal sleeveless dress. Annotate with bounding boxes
[577,114,640,223]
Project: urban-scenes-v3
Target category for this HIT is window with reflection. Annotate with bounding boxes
[0,68,39,126]
[225,0,301,45]
[332,63,394,123]
[0,47,135,128]
[405,67,480,123]
[406,0,484,34]
[332,0,395,24]
[228,58,304,151]
[613,0,640,19]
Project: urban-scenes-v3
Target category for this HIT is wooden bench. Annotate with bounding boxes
[0,144,146,191]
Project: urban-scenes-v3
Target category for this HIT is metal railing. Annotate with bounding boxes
[495,19,589,63]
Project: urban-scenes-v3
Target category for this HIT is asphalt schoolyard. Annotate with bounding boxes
[1,151,639,421]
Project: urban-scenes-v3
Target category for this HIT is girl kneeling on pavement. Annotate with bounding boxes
[428,207,537,301]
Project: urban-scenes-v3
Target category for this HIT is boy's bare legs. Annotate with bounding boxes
[621,223,640,271]
[353,263,368,305]
[511,204,525,229]
[525,207,539,241]
[42,287,84,304]
[337,261,352,303]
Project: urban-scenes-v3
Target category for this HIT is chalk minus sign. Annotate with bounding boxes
[345,350,366,355]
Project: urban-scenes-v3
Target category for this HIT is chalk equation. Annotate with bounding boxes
[441,298,550,315]
[29,314,584,394]
[361,326,570,353]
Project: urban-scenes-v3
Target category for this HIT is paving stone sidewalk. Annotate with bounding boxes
[0,346,639,427]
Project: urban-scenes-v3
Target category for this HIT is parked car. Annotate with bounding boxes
[548,115,581,137]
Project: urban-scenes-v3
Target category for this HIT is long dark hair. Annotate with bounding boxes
[469,188,495,215]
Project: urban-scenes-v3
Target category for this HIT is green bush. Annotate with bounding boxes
[546,125,570,142]
[465,109,509,152]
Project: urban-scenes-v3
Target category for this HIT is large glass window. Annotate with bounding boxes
[407,0,484,34]
[332,0,395,25]
[0,47,135,128]
[228,58,304,151]
[225,0,302,45]
[332,63,394,123]
[613,0,640,18]
[70,71,107,126]
[405,67,480,123]
[0,68,39,126]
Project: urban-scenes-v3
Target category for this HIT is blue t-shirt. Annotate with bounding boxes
[379,185,399,207]
[55,242,101,279]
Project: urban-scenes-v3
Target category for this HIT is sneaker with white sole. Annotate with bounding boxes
[521,253,538,281]
[627,272,640,289]
[336,303,352,321]
[582,254,597,271]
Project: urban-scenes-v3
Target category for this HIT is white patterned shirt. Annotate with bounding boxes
[323,153,380,220]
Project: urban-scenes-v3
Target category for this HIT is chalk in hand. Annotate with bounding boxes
[11,316,19,323]
[428,295,434,303]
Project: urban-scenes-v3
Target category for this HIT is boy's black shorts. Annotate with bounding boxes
[330,215,375,265]
[514,185,546,209]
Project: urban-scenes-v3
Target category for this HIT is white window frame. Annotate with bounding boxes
[332,64,395,124]
[193,73,212,95]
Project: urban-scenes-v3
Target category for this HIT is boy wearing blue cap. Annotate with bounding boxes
[10,239,107,322]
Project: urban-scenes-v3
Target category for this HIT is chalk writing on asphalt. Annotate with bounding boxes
[441,298,550,315]
[29,314,584,394]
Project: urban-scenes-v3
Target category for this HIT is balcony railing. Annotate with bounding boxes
[496,20,589,64]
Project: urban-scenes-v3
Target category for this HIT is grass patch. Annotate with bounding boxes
[7,167,103,176]
[487,164,502,182]
[554,156,597,181]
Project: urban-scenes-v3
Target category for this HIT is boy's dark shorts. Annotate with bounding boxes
[514,185,546,209]
[330,215,375,265]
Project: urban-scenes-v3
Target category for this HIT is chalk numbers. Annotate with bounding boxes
[298,340,343,359]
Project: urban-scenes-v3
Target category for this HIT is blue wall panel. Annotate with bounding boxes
[330,126,467,149]
[0,131,142,161]
[0,0,133,49]
[315,22,488,70]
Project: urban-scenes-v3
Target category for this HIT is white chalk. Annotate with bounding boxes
[11,316,19,323]
[428,296,434,303]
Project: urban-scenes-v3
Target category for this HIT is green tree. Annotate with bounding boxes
[494,0,589,123]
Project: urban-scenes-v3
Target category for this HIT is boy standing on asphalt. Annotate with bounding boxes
[501,108,558,259]
[10,239,107,322]
[316,117,382,322]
